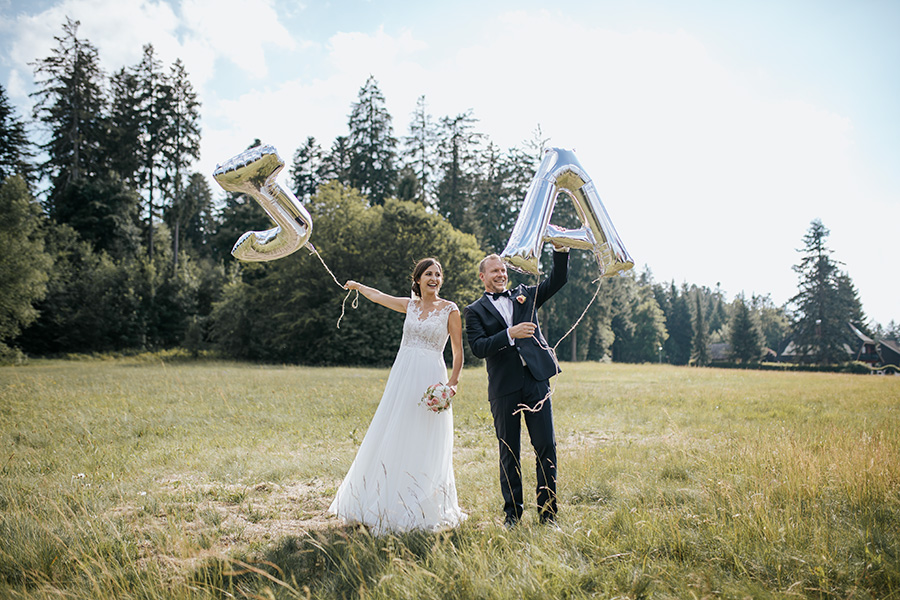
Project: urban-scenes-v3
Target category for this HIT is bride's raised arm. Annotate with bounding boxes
[344,280,409,314]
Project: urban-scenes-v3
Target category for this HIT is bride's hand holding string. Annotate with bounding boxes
[344,280,408,314]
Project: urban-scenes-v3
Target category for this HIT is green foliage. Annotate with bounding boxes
[18,226,144,354]
[751,293,790,352]
[469,143,535,254]
[211,184,483,364]
[0,84,33,182]
[289,136,325,201]
[791,219,866,364]
[0,176,50,359]
[160,58,202,267]
[612,281,668,363]
[30,18,109,211]
[655,282,693,365]
[347,76,397,205]
[320,135,351,187]
[690,290,710,366]
[729,295,763,363]
[401,95,439,206]
[51,172,142,259]
[19,223,221,355]
[167,172,216,259]
[435,110,482,238]
[107,66,144,183]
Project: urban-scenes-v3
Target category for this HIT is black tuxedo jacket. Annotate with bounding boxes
[465,251,568,400]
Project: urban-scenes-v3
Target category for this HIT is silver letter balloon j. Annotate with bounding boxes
[213,144,313,262]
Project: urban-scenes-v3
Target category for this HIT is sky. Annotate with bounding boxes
[1,0,898,327]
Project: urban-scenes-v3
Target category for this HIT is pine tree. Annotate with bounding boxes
[691,289,710,366]
[107,66,143,183]
[468,142,534,254]
[30,18,108,215]
[289,136,324,201]
[790,219,864,364]
[0,176,51,358]
[835,272,868,347]
[729,295,763,363]
[435,110,481,235]
[320,135,351,187]
[133,44,169,258]
[347,75,397,204]
[177,172,216,257]
[750,293,790,354]
[401,95,438,206]
[663,283,693,365]
[160,58,201,270]
[611,284,668,363]
[0,85,33,183]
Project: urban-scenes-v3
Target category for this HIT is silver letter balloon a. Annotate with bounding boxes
[500,147,634,277]
[213,145,312,262]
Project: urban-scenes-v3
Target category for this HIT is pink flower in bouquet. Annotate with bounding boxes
[421,382,452,413]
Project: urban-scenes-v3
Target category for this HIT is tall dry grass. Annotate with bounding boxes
[1,358,898,598]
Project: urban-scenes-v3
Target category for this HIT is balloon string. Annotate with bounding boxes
[513,275,603,416]
[551,276,602,354]
[307,243,359,329]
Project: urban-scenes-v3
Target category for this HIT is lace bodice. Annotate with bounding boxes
[400,298,458,353]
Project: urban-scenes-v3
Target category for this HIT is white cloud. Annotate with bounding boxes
[4,0,180,77]
[180,0,296,79]
[387,10,863,311]
[199,25,432,177]
[328,26,427,75]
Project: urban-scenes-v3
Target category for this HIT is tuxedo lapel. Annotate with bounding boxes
[478,295,508,329]
[510,285,532,324]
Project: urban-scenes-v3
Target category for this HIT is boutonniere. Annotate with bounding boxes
[516,294,526,305]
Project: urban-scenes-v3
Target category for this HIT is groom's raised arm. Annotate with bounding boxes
[535,250,569,309]
[465,305,510,359]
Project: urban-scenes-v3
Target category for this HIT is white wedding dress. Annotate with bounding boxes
[328,297,467,535]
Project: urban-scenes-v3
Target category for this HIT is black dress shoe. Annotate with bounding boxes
[503,516,519,529]
[540,518,561,531]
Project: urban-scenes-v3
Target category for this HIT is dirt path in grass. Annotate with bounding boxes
[109,432,619,577]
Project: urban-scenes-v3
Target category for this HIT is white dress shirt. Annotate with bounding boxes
[487,292,516,346]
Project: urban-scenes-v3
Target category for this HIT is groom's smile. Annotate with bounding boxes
[479,257,508,294]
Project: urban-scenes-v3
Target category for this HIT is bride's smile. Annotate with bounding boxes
[419,267,443,298]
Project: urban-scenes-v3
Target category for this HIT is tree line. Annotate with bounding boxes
[1,19,895,366]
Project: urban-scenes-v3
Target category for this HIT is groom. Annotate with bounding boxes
[464,249,568,527]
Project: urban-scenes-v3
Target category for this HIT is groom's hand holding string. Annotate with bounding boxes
[508,322,536,339]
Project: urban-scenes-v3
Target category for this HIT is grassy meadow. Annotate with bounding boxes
[1,357,898,599]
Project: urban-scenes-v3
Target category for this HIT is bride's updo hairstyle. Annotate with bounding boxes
[411,257,442,297]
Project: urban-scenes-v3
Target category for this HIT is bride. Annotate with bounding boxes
[328,257,467,534]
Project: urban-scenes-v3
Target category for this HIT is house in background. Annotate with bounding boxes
[876,338,900,368]
[707,342,776,364]
[777,325,859,364]
[848,323,880,365]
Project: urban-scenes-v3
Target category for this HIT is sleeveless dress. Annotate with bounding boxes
[328,298,467,535]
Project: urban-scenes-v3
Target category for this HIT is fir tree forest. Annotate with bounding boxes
[1,19,896,368]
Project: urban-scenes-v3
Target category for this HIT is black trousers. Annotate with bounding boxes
[489,369,557,522]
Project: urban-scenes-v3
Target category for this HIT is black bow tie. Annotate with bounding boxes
[488,290,510,300]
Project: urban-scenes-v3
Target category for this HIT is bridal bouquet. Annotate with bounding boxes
[421,383,453,413]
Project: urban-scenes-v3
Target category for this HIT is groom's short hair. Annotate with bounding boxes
[479,254,502,273]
